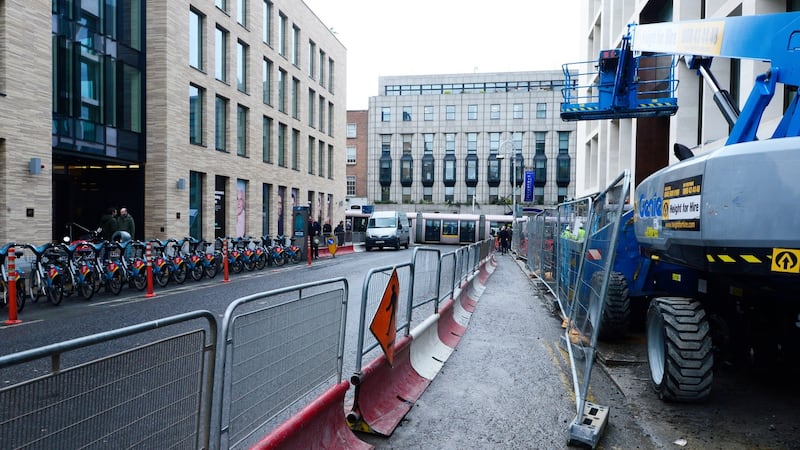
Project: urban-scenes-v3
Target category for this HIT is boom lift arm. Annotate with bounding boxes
[562,12,800,145]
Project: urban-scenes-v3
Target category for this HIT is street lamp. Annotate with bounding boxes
[495,139,517,224]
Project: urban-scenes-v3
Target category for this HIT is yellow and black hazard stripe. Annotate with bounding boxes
[704,247,800,275]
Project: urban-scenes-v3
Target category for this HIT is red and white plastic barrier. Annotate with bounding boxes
[409,313,454,380]
[436,298,467,348]
[252,380,371,450]
[347,336,429,437]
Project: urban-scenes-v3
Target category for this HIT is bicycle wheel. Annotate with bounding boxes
[244,256,256,271]
[291,251,303,264]
[272,252,286,267]
[131,268,147,291]
[0,279,6,309]
[189,263,204,281]
[15,278,25,313]
[155,265,170,287]
[29,270,43,303]
[204,260,218,279]
[47,275,64,306]
[231,258,244,274]
[78,271,95,300]
[172,263,187,284]
[106,269,123,295]
[255,253,267,270]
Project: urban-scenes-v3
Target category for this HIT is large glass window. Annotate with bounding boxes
[189,171,203,239]
[291,77,299,118]
[347,176,356,197]
[467,104,478,120]
[445,105,455,120]
[189,84,204,145]
[292,25,300,66]
[307,137,315,174]
[308,88,315,126]
[402,106,412,121]
[490,104,500,119]
[381,107,391,122]
[215,26,228,82]
[237,40,248,92]
[215,95,228,151]
[536,102,546,118]
[346,146,356,164]
[424,106,433,121]
[262,183,271,236]
[278,13,287,56]
[277,123,286,166]
[262,1,272,45]
[291,128,299,169]
[318,141,325,176]
[513,103,523,119]
[189,9,204,70]
[277,68,286,112]
[262,116,272,163]
[237,104,248,156]
[237,0,247,26]
[215,0,227,11]
[308,40,316,78]
[347,123,357,138]
[262,58,272,104]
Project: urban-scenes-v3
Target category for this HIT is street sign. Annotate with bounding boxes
[370,268,399,366]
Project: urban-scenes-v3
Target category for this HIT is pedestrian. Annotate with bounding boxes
[117,207,135,240]
[99,207,118,241]
[322,221,332,235]
[334,220,345,245]
[308,217,321,259]
[498,226,510,254]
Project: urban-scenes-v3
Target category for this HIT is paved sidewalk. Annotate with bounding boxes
[359,252,656,449]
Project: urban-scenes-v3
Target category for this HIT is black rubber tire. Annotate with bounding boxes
[131,270,147,291]
[272,253,285,266]
[172,262,188,284]
[592,271,631,340]
[244,256,256,271]
[255,253,267,270]
[291,251,303,264]
[646,297,713,402]
[189,263,204,281]
[106,269,123,295]
[155,265,170,287]
[230,257,244,274]
[79,271,96,300]
[14,278,25,312]
[47,276,64,306]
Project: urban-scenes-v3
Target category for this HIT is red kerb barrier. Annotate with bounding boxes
[252,380,372,450]
[347,336,428,437]
[436,298,465,348]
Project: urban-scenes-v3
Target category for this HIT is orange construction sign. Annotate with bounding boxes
[370,268,399,366]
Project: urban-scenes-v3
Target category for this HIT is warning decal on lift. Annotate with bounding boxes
[771,248,800,273]
[662,175,702,231]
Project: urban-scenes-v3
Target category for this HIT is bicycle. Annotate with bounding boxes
[22,242,65,306]
[57,241,97,300]
[148,240,172,288]
[0,243,26,312]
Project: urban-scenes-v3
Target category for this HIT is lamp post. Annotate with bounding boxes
[496,139,517,224]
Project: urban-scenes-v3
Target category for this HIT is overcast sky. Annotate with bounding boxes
[302,0,583,110]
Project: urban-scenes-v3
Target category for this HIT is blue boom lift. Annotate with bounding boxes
[562,12,800,402]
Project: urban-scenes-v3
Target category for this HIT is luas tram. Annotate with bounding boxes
[410,213,513,245]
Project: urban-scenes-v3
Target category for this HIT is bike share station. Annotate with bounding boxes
[292,206,309,262]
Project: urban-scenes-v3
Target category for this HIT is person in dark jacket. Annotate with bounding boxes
[99,207,118,241]
[498,226,510,254]
[308,218,322,259]
[117,207,135,240]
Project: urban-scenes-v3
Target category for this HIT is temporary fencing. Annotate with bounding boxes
[214,278,351,450]
[0,239,499,449]
[0,311,217,449]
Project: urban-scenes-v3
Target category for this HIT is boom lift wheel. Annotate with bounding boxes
[593,271,630,340]
[646,297,713,402]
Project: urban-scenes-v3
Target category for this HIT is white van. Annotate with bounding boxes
[365,211,410,251]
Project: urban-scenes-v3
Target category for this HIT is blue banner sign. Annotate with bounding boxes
[524,171,535,202]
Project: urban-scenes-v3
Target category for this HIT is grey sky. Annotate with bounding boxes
[303,0,583,109]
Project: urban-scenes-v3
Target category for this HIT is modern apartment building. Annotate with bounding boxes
[576,0,798,196]
[0,0,345,243]
[366,72,577,215]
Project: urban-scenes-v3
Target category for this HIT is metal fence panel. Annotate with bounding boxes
[439,251,457,303]
[565,171,630,427]
[0,311,217,450]
[556,198,593,318]
[216,279,348,450]
[411,247,442,313]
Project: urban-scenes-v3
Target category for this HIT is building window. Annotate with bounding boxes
[423,133,434,152]
[277,123,286,166]
[489,132,501,154]
[189,171,204,239]
[327,145,333,178]
[402,134,412,155]
[277,68,286,112]
[262,58,272,104]
[308,88,315,126]
[215,26,228,82]
[291,128,299,169]
[308,40,316,78]
[328,58,334,93]
[347,176,356,197]
[445,105,455,120]
[557,131,570,183]
[346,146,356,164]
[215,0,227,12]
[318,95,325,131]
[402,186,412,203]
[262,183,271,236]
[490,104,500,119]
[402,106,412,121]
[237,40,248,93]
[467,132,477,154]
[535,186,544,205]
[444,159,456,183]
[189,9,204,70]
[237,0,247,26]
[262,1,272,45]
[291,77,299,118]
[346,123,356,138]
[262,116,272,163]
[536,102,546,118]
[513,103,523,119]
[328,103,334,137]
[424,106,433,121]
[558,186,568,203]
[278,13,287,57]
[381,186,391,202]
[237,104,248,156]
[487,157,500,184]
[445,186,455,203]
[308,137,315,174]
[215,95,228,151]
[445,133,455,153]
[381,107,391,122]
[467,104,478,120]
[379,135,392,186]
[189,84,204,145]
[466,158,478,183]
[292,25,300,66]
[318,141,325,176]
[422,157,434,183]
[466,186,476,204]
[423,186,432,202]
[319,50,326,86]
[535,131,546,153]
